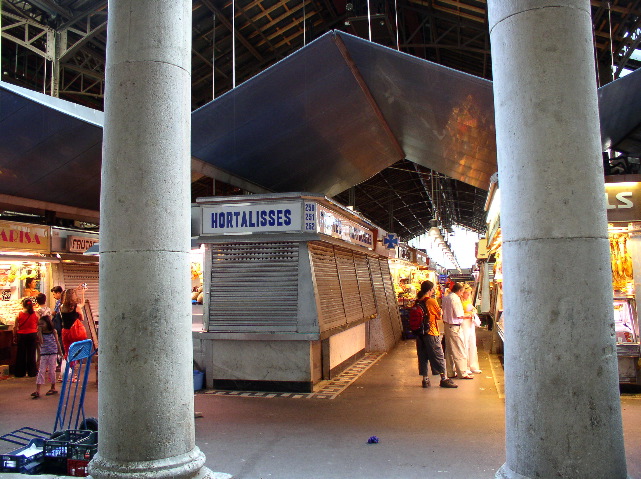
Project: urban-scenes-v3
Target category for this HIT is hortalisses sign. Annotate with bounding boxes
[202,202,303,234]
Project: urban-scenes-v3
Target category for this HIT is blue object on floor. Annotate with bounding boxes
[367,436,379,444]
[194,370,204,391]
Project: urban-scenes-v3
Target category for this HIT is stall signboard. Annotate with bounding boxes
[397,244,412,262]
[415,250,429,267]
[606,182,641,222]
[67,235,99,254]
[476,237,489,259]
[316,204,374,250]
[202,201,303,234]
[0,220,50,253]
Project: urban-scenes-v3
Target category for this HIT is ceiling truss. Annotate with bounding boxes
[1,0,639,239]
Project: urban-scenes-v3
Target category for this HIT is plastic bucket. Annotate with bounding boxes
[193,370,204,391]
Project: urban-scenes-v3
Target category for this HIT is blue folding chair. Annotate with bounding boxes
[54,339,96,433]
[0,339,96,451]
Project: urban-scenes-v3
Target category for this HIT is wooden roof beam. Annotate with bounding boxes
[199,0,265,62]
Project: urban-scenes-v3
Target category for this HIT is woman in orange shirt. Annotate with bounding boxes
[414,281,457,389]
[13,297,39,377]
[24,277,39,297]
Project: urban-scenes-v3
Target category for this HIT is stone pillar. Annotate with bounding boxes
[487,2,629,478]
[89,1,213,478]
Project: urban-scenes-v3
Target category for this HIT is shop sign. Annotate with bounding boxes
[382,233,399,249]
[397,245,412,261]
[606,182,641,222]
[317,205,374,249]
[476,237,488,259]
[201,202,303,234]
[415,251,429,266]
[67,235,99,254]
[0,220,49,253]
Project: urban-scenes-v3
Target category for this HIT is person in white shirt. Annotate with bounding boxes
[442,282,474,380]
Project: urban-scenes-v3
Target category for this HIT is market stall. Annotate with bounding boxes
[0,220,52,328]
[0,220,52,369]
[192,193,403,392]
[483,176,641,384]
[50,227,100,320]
[605,177,641,384]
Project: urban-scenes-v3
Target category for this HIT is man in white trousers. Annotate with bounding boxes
[442,282,474,380]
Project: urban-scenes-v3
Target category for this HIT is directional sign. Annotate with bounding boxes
[383,233,399,249]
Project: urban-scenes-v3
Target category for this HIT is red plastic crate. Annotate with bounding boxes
[67,458,89,477]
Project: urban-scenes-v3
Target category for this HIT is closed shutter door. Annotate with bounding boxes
[368,257,396,347]
[61,263,100,321]
[354,252,376,318]
[380,258,402,338]
[335,247,364,324]
[309,242,346,333]
[208,242,299,332]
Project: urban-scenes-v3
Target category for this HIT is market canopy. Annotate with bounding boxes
[191,31,496,195]
[1,30,640,222]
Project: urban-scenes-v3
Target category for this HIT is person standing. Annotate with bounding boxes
[442,282,474,380]
[461,284,481,374]
[50,286,64,379]
[32,303,62,398]
[413,281,458,389]
[24,277,39,298]
[13,298,39,377]
[60,286,87,358]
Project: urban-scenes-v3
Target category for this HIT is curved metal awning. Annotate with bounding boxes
[0,81,103,212]
[192,31,496,193]
[1,31,640,225]
[598,68,641,156]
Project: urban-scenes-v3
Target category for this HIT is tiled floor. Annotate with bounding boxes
[203,352,386,400]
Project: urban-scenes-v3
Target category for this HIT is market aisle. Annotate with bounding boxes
[192,333,507,479]
[1,332,641,478]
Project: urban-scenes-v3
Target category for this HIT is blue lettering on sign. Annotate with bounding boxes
[209,208,295,230]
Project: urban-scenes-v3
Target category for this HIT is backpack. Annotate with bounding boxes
[408,303,427,333]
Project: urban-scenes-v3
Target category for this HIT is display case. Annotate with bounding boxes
[614,297,640,349]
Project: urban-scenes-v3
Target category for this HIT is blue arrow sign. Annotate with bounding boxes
[383,233,399,249]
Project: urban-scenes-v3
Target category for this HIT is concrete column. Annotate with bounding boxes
[487,2,629,478]
[90,1,213,478]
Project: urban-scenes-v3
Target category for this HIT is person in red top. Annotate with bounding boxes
[13,297,39,377]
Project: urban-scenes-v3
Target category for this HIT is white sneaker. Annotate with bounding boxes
[471,369,482,374]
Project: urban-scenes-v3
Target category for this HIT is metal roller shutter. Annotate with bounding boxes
[208,242,299,332]
[61,263,100,321]
[334,247,365,324]
[368,257,396,347]
[380,258,403,338]
[309,242,347,333]
[353,252,376,318]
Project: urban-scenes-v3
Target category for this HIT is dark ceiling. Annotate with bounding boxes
[1,0,640,240]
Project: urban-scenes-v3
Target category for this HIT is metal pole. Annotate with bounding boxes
[366,0,372,41]
[211,13,216,100]
[232,0,236,88]
[394,0,400,50]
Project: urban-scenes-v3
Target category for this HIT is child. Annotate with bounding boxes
[32,295,62,398]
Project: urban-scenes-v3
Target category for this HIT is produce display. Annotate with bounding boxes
[610,231,633,293]
[0,299,26,326]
